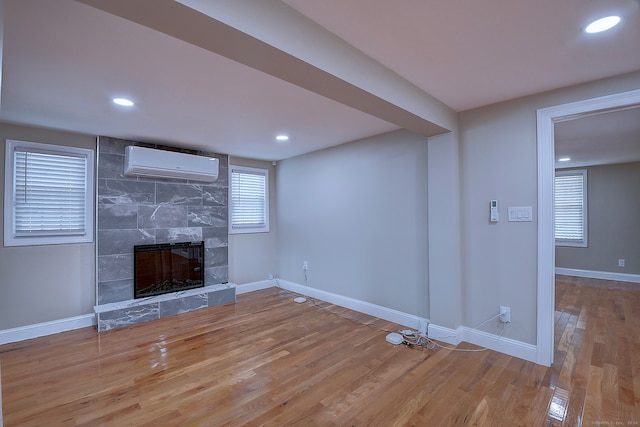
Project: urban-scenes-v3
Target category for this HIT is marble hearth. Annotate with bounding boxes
[94,283,236,331]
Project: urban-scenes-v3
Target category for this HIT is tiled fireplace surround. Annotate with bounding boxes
[94,137,235,331]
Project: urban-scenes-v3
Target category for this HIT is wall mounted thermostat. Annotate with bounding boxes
[490,199,499,222]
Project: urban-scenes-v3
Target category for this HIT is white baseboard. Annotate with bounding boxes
[240,279,538,363]
[462,327,537,362]
[0,281,270,346]
[427,323,537,363]
[275,279,429,332]
[556,267,640,284]
[0,314,96,345]
[235,279,277,295]
[0,283,540,364]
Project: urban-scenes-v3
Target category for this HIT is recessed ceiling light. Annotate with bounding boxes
[113,97,134,107]
[558,157,571,162]
[585,16,621,34]
[276,135,289,141]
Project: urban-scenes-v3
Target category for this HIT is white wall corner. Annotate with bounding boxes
[426,132,463,331]
[0,314,96,345]
[235,279,277,295]
[427,323,463,346]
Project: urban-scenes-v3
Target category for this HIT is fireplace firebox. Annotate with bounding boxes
[134,241,205,299]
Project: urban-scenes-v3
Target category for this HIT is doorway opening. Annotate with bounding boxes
[536,88,640,366]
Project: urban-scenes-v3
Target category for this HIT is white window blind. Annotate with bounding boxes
[4,140,94,246]
[555,170,587,246]
[230,166,269,233]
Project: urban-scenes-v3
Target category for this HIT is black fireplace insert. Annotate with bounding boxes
[134,241,204,299]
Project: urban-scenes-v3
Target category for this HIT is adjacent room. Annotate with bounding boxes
[1,0,639,425]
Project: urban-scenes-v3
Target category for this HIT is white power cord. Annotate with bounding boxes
[271,281,509,353]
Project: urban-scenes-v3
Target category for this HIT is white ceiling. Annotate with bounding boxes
[1,0,639,161]
[283,0,640,111]
[555,106,640,168]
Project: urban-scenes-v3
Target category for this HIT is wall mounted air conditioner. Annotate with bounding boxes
[124,146,219,183]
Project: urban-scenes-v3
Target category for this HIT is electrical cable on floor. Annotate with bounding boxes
[397,329,435,350]
[425,321,510,353]
[273,278,510,353]
[427,313,501,340]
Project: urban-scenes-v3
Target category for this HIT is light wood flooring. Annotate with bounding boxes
[0,276,639,426]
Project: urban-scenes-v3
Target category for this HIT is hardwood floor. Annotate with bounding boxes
[1,277,639,426]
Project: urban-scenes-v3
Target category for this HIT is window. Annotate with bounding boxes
[229,165,269,234]
[4,139,94,246]
[554,169,587,247]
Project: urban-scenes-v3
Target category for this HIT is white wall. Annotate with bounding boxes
[458,71,640,345]
[427,131,462,330]
[276,130,429,317]
[459,103,538,344]
[0,123,96,330]
[228,156,277,285]
[556,162,640,275]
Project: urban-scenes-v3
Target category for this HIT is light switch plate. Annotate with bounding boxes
[508,206,533,222]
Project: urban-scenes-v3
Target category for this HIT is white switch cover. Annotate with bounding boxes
[508,206,533,222]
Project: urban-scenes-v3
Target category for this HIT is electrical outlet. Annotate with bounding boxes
[499,306,511,323]
[618,259,625,267]
[303,260,308,270]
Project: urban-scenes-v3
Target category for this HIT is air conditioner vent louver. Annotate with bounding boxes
[124,146,219,183]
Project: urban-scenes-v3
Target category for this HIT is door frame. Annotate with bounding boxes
[536,88,640,366]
